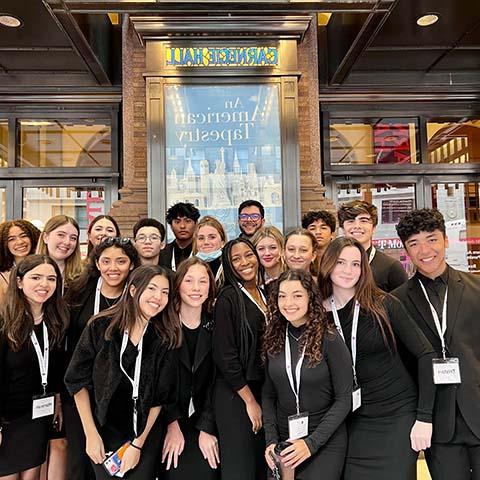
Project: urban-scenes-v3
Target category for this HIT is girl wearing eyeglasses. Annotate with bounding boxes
[65,265,181,479]
[63,238,140,480]
[0,255,68,479]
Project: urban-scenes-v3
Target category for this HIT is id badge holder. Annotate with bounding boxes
[352,387,362,412]
[288,412,309,440]
[32,393,55,420]
[432,357,461,384]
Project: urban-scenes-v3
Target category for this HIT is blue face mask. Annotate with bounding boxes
[196,249,222,262]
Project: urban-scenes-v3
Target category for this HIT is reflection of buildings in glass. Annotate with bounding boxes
[167,147,282,210]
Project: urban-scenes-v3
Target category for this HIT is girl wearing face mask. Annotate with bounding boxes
[262,270,352,480]
[252,226,285,285]
[212,238,267,480]
[86,216,121,255]
[319,237,435,480]
[192,216,227,283]
[0,255,68,479]
[65,265,181,479]
[284,229,319,279]
[0,220,41,301]
[37,215,82,286]
[63,238,140,480]
[161,257,219,480]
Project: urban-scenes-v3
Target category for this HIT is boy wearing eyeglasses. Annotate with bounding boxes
[133,218,166,266]
[238,200,265,240]
[338,199,407,292]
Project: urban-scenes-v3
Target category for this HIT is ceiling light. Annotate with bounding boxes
[417,14,439,27]
[0,14,22,28]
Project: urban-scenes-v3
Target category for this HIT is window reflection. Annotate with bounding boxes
[427,120,480,164]
[330,119,419,165]
[0,121,7,168]
[432,182,480,274]
[337,182,415,276]
[17,119,111,168]
[0,188,5,222]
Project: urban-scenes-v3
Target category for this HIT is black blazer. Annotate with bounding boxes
[369,249,408,293]
[392,266,480,442]
[159,241,192,271]
[64,316,178,435]
[164,315,216,435]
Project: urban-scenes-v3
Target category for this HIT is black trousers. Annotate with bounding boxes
[426,410,480,480]
[64,397,96,480]
[214,379,267,480]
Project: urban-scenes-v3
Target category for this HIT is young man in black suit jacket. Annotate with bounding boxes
[160,202,200,271]
[338,200,408,292]
[393,208,480,480]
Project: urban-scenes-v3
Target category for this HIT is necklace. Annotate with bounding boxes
[102,295,119,308]
[288,328,302,342]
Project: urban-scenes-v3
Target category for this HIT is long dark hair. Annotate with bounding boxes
[0,220,41,271]
[318,237,395,348]
[93,265,181,349]
[220,238,264,368]
[65,238,139,306]
[172,257,217,315]
[1,254,68,351]
[87,215,121,254]
[263,270,332,367]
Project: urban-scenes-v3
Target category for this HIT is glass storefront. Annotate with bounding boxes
[17,119,112,168]
[336,182,416,276]
[164,84,283,239]
[0,121,7,168]
[329,118,419,165]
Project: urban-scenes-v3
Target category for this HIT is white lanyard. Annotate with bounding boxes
[419,281,448,359]
[93,277,103,315]
[119,323,149,436]
[368,245,376,264]
[30,322,49,395]
[239,284,266,317]
[171,249,192,272]
[285,328,306,414]
[214,263,223,283]
[330,297,360,386]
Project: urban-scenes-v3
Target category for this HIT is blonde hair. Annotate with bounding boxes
[37,215,83,284]
[284,227,319,276]
[192,216,227,254]
[251,226,286,272]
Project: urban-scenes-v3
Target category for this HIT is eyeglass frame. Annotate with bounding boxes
[238,213,263,222]
[100,236,133,247]
[135,234,163,244]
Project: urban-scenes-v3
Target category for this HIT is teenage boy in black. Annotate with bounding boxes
[160,202,200,271]
[133,218,166,266]
[393,208,480,480]
[238,200,265,240]
[338,200,407,292]
[301,210,336,260]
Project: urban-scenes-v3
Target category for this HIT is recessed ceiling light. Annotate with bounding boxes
[417,14,439,27]
[0,14,22,28]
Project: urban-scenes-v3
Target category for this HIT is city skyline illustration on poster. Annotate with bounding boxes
[164,84,283,240]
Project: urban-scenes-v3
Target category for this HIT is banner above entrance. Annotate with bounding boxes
[166,46,279,68]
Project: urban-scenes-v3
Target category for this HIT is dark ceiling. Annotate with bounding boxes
[0,0,479,91]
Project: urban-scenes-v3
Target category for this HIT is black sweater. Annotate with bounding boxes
[262,329,352,454]
[327,294,436,422]
[64,316,178,435]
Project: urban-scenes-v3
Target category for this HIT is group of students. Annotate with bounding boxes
[0,198,479,480]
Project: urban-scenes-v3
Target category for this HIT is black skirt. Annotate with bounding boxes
[0,415,50,475]
[343,412,418,480]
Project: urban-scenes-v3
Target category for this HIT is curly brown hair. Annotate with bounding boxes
[0,220,40,271]
[263,269,333,367]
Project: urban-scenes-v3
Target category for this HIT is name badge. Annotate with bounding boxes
[188,397,195,418]
[432,358,461,384]
[288,412,309,440]
[352,387,362,412]
[32,394,55,420]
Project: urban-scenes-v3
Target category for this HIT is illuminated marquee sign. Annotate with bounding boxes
[166,46,279,67]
